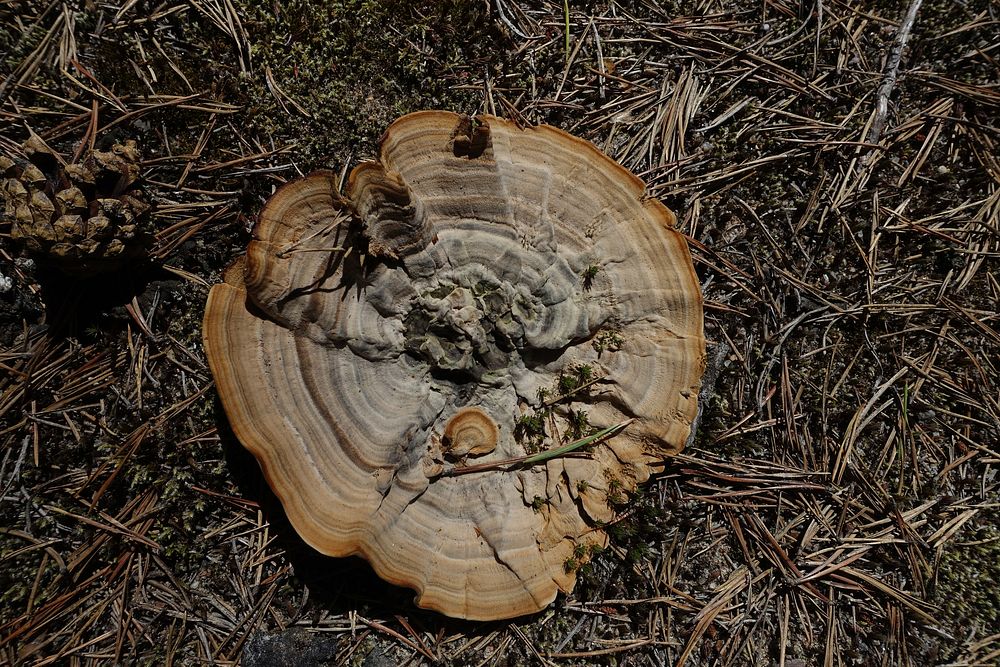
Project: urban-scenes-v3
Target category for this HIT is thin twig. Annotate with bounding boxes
[866,0,923,147]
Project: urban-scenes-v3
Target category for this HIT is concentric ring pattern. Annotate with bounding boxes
[203,111,705,620]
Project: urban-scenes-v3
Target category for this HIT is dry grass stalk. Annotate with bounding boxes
[0,0,997,664]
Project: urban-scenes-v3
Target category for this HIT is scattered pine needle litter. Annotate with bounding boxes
[1,0,998,665]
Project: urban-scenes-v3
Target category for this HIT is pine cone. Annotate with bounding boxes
[1,138,153,276]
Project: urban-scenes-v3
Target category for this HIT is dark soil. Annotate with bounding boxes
[1,1,997,665]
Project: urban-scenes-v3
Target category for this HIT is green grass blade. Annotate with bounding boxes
[521,419,632,466]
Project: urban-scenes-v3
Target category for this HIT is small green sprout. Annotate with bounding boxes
[627,543,651,563]
[563,557,579,573]
[582,264,600,289]
[573,543,587,559]
[606,477,627,506]
[608,519,637,541]
[567,408,590,439]
[515,413,545,440]
[530,495,546,512]
[576,479,589,493]
[558,373,579,395]
[593,330,625,356]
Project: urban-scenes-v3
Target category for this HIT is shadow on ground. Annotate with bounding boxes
[33,261,169,339]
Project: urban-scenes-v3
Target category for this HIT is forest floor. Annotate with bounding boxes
[1,1,998,665]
